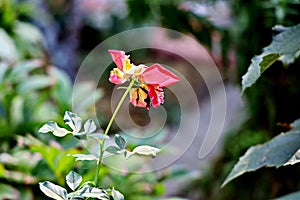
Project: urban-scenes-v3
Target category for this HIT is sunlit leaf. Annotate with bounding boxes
[72,82,103,115]
[39,181,67,200]
[72,132,87,140]
[2,169,37,184]
[11,96,24,126]
[115,134,126,149]
[64,111,82,133]
[66,171,82,191]
[0,150,41,170]
[88,133,110,142]
[222,119,300,187]
[48,67,72,109]
[38,122,70,137]
[242,23,300,92]
[274,190,300,200]
[77,185,109,199]
[71,154,98,162]
[84,119,97,134]
[132,145,161,157]
[14,21,43,43]
[0,28,18,61]
[18,75,52,93]
[105,146,121,154]
[0,183,20,199]
[0,62,9,83]
[111,188,124,200]
[9,59,43,81]
[242,54,280,92]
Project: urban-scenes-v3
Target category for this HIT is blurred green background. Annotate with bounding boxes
[0,0,300,199]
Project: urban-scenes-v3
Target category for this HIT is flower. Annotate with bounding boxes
[108,50,146,84]
[108,50,179,109]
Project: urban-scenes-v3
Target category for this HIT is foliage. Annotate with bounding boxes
[222,20,300,198]
[126,0,228,54]
[37,48,181,199]
[222,119,300,186]
[3,0,300,199]
[171,1,300,199]
[0,58,101,137]
[241,23,300,92]
[38,110,163,199]
[0,6,102,198]
[275,191,300,200]
[0,2,182,199]
[0,0,43,60]
[39,173,123,200]
[0,59,102,199]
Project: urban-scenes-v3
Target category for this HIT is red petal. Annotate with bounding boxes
[148,85,164,108]
[108,50,125,71]
[141,64,180,87]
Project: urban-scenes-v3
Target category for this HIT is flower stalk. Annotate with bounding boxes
[94,79,135,185]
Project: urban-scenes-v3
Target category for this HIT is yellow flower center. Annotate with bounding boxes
[123,56,133,73]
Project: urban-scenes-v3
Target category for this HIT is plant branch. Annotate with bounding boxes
[94,79,135,185]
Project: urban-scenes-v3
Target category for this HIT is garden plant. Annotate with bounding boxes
[38,50,180,199]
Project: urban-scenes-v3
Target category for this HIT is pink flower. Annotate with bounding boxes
[108,50,179,109]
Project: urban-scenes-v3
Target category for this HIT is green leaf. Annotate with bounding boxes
[39,181,67,200]
[72,82,103,114]
[64,111,82,133]
[84,119,97,134]
[242,23,300,92]
[0,28,18,61]
[66,171,82,191]
[242,54,280,92]
[265,24,300,55]
[14,21,43,43]
[71,154,98,162]
[72,132,87,140]
[274,191,300,200]
[222,119,300,187]
[18,75,52,93]
[105,146,121,154]
[111,188,124,200]
[0,62,9,83]
[49,67,72,108]
[38,122,70,137]
[259,53,281,72]
[9,59,43,81]
[0,183,20,199]
[292,119,300,129]
[72,119,102,140]
[77,185,109,199]
[88,133,110,141]
[11,96,24,126]
[132,145,161,157]
[115,134,126,149]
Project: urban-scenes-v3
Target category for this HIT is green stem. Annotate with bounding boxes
[94,79,135,185]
